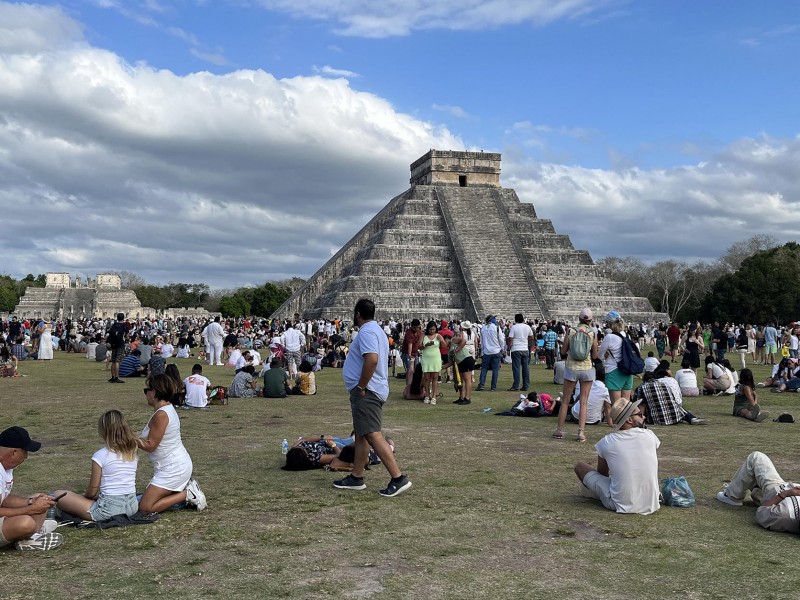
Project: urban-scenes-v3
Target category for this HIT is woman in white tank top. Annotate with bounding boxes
[138,374,207,512]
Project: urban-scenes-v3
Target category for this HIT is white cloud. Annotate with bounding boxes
[431,104,471,119]
[740,24,797,47]
[0,3,84,53]
[253,0,616,37]
[312,65,359,78]
[0,1,461,288]
[504,134,800,264]
[190,47,231,66]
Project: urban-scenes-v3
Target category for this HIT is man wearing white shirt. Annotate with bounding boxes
[184,365,211,408]
[203,317,225,366]
[507,313,534,391]
[281,325,305,378]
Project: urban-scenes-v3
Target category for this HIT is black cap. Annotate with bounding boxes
[0,426,42,452]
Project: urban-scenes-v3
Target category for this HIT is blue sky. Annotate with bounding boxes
[1,1,799,288]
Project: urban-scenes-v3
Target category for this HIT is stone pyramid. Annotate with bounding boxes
[272,150,664,323]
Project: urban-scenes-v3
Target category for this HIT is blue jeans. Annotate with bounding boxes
[716,347,726,362]
[511,350,530,390]
[479,353,501,390]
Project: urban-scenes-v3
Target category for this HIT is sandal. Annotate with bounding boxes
[552,429,564,439]
[576,429,587,443]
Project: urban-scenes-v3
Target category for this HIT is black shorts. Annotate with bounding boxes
[457,356,475,373]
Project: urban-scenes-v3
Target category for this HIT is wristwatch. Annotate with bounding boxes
[27,498,33,506]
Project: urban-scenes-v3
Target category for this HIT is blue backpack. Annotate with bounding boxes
[613,332,644,375]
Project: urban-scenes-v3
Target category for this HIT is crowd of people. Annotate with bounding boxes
[3,302,800,553]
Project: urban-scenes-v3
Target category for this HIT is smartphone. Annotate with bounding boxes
[53,492,68,501]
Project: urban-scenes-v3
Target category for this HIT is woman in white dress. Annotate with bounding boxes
[137,374,206,512]
[37,321,54,360]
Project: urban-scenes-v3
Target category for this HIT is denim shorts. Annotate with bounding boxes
[88,493,139,521]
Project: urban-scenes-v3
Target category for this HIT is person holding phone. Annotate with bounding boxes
[53,410,140,521]
[0,426,64,551]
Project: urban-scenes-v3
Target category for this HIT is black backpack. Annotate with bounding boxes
[107,324,125,349]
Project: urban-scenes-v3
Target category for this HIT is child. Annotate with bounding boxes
[54,410,139,521]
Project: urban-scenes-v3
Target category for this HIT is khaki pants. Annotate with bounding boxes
[726,451,800,533]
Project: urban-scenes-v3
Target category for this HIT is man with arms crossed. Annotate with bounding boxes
[334,298,411,497]
[574,397,661,515]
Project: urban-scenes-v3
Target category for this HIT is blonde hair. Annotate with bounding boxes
[610,320,625,333]
[98,410,138,462]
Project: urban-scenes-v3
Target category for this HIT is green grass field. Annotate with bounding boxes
[1,351,798,599]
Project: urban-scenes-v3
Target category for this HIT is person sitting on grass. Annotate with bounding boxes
[771,358,800,392]
[54,410,139,521]
[0,426,64,551]
[716,451,800,533]
[119,349,146,378]
[702,355,732,396]
[290,360,316,395]
[1,345,19,377]
[263,358,289,398]
[732,368,769,421]
[675,358,700,397]
[148,347,166,377]
[137,374,206,512]
[184,364,211,408]
[228,365,260,398]
[574,398,660,515]
[756,357,793,389]
[635,371,709,426]
[402,364,426,400]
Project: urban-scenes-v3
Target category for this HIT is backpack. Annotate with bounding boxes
[107,324,125,349]
[569,328,592,362]
[613,332,645,375]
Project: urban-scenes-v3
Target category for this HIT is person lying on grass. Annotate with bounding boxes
[282,434,395,472]
[716,451,800,533]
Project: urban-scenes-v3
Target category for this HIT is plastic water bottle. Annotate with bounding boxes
[46,494,57,519]
[482,407,493,413]
[281,439,289,455]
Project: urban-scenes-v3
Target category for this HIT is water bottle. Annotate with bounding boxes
[482,407,493,413]
[281,438,289,455]
[46,494,57,519]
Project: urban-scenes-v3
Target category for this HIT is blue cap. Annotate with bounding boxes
[605,310,622,323]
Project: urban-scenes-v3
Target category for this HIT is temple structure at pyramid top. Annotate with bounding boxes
[272,150,664,323]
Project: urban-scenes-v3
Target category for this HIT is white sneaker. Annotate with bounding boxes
[216,363,224,366]
[185,478,207,511]
[423,396,430,404]
[15,532,64,551]
[430,397,437,405]
[39,519,58,534]
[716,490,743,506]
